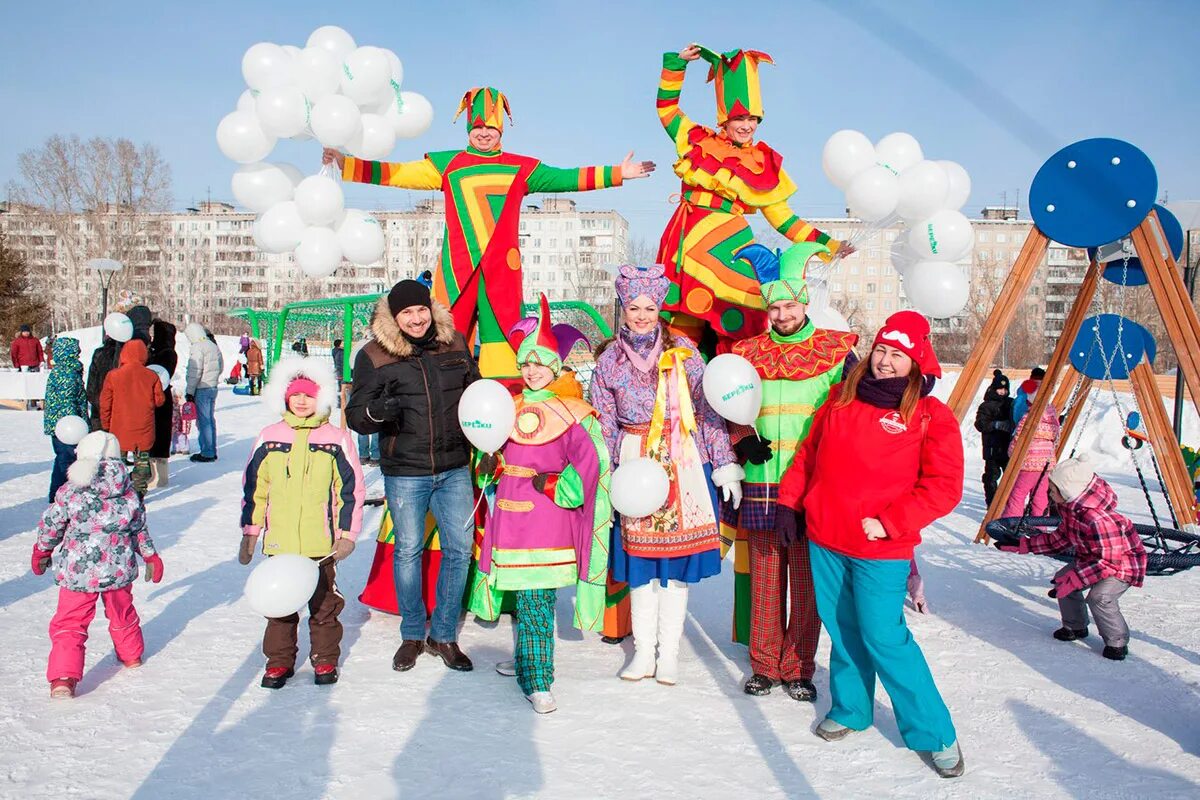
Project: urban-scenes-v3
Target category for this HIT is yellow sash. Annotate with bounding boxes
[647,346,697,455]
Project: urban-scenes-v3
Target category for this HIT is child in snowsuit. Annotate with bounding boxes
[1002,379,1059,518]
[32,431,164,698]
[43,337,89,501]
[172,391,194,454]
[239,356,365,689]
[974,369,1014,506]
[997,454,1146,660]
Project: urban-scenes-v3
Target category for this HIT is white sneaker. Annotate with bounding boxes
[526,691,557,714]
[495,660,516,677]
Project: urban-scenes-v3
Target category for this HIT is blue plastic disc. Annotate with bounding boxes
[1030,139,1157,248]
[1126,411,1142,430]
[1069,314,1149,379]
[1096,204,1185,285]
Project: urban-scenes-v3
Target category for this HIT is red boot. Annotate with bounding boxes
[314,663,339,686]
[261,666,294,690]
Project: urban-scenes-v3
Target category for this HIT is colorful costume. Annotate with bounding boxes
[724,243,857,673]
[589,264,742,685]
[342,86,627,378]
[468,296,612,701]
[655,47,841,347]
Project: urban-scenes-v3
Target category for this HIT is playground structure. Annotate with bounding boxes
[950,138,1200,572]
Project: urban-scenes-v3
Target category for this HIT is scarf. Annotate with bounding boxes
[616,325,663,374]
[855,372,934,409]
[402,324,439,356]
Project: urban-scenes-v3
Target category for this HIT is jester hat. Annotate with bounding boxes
[697,46,774,124]
[736,240,830,305]
[511,294,589,376]
[454,86,512,132]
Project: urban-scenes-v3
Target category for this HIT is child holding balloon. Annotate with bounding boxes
[238,356,364,689]
[42,336,88,502]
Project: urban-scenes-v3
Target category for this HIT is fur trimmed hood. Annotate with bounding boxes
[370,295,457,359]
[263,355,339,418]
[67,431,124,488]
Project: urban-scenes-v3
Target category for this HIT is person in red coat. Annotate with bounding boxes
[99,339,164,497]
[11,324,44,370]
[777,310,965,778]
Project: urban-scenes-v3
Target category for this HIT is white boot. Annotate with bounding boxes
[147,457,169,489]
[654,580,690,686]
[620,583,659,681]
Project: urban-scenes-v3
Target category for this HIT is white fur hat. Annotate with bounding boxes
[263,355,339,418]
[1049,453,1096,503]
[67,431,123,487]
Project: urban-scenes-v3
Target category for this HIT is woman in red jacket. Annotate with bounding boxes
[777,310,965,778]
[99,339,164,498]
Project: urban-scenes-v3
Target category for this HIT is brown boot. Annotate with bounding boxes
[147,458,169,489]
[425,638,473,671]
[392,639,424,672]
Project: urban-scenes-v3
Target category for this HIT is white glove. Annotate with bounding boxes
[721,480,743,510]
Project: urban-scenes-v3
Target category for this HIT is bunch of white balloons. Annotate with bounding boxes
[217,25,435,279]
[821,130,975,319]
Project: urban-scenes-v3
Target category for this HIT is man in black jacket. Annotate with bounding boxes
[974,369,1014,506]
[345,280,479,673]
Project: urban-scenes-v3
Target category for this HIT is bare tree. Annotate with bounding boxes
[8,135,172,328]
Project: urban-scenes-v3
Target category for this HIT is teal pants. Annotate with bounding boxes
[808,541,956,752]
[515,589,556,695]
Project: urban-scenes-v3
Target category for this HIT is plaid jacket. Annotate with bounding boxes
[1026,475,1146,587]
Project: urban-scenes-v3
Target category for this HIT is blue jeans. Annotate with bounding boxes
[384,467,474,642]
[49,437,77,502]
[357,432,380,461]
[194,387,217,458]
[808,541,956,751]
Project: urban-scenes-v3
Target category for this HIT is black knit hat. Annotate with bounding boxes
[19,324,31,333]
[387,280,431,316]
[988,368,1010,392]
[1030,366,1046,380]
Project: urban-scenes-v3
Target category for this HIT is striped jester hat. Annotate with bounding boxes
[696,46,774,124]
[454,86,512,132]
[736,240,830,305]
[511,294,588,375]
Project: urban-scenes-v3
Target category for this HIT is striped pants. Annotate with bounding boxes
[748,528,820,681]
[515,589,556,695]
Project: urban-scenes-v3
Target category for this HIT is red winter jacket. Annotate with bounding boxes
[10,334,44,369]
[100,339,165,452]
[1024,475,1146,588]
[778,389,964,560]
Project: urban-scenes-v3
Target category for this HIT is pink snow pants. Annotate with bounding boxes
[1002,469,1051,518]
[47,586,144,682]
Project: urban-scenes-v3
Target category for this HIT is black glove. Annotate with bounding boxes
[992,420,1013,433]
[532,472,557,493]
[775,508,801,547]
[367,395,406,422]
[477,453,501,477]
[734,436,773,465]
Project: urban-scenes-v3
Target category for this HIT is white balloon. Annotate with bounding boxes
[902,262,970,318]
[845,164,900,222]
[148,364,171,391]
[889,236,920,276]
[336,209,386,265]
[610,457,670,518]
[294,174,345,226]
[310,95,362,147]
[244,554,320,618]
[232,163,296,213]
[458,379,516,454]
[294,46,341,103]
[255,85,309,138]
[54,415,89,446]
[277,162,305,190]
[702,353,762,426]
[908,209,975,262]
[255,201,305,253]
[388,91,434,139]
[295,226,343,278]
[895,160,950,222]
[874,132,924,174]
[807,305,851,332]
[821,129,876,190]
[344,112,397,160]
[305,25,357,64]
[937,160,972,211]
[241,42,294,91]
[236,89,259,113]
[216,110,277,164]
[281,44,303,60]
[103,312,133,342]
[381,48,404,84]
[341,46,392,105]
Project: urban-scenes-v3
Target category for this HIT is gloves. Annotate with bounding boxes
[367,395,406,422]
[993,538,1030,554]
[1050,569,1086,599]
[333,538,356,561]
[734,436,773,465]
[721,480,743,510]
[238,533,257,565]
[143,554,164,583]
[906,573,928,613]
[477,453,502,478]
[532,472,555,494]
[31,546,52,576]
[992,420,1013,433]
[775,508,800,547]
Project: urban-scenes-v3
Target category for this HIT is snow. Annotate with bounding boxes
[0,382,1198,799]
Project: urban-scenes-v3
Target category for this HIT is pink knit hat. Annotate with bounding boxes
[285,377,320,404]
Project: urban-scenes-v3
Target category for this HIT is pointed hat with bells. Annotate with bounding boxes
[454,86,512,132]
[511,294,589,376]
[735,240,830,305]
[696,45,774,124]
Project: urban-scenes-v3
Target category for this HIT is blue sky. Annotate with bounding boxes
[2,0,1197,243]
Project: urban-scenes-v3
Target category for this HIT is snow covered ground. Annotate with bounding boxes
[0,382,1198,799]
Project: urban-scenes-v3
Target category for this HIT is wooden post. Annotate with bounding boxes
[1129,361,1198,526]
[1131,211,1200,418]
[949,228,1050,421]
[976,257,1102,542]
[1051,365,1080,415]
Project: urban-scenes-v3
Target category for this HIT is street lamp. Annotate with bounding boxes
[87,258,124,322]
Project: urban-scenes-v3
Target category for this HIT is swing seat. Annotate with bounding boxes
[986,516,1200,577]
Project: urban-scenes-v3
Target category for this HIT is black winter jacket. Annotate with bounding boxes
[345,298,479,477]
[974,385,1014,461]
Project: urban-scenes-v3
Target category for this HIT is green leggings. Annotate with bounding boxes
[515,589,556,695]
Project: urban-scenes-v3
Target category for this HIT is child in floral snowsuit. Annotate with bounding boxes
[32,431,164,698]
[172,390,194,455]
